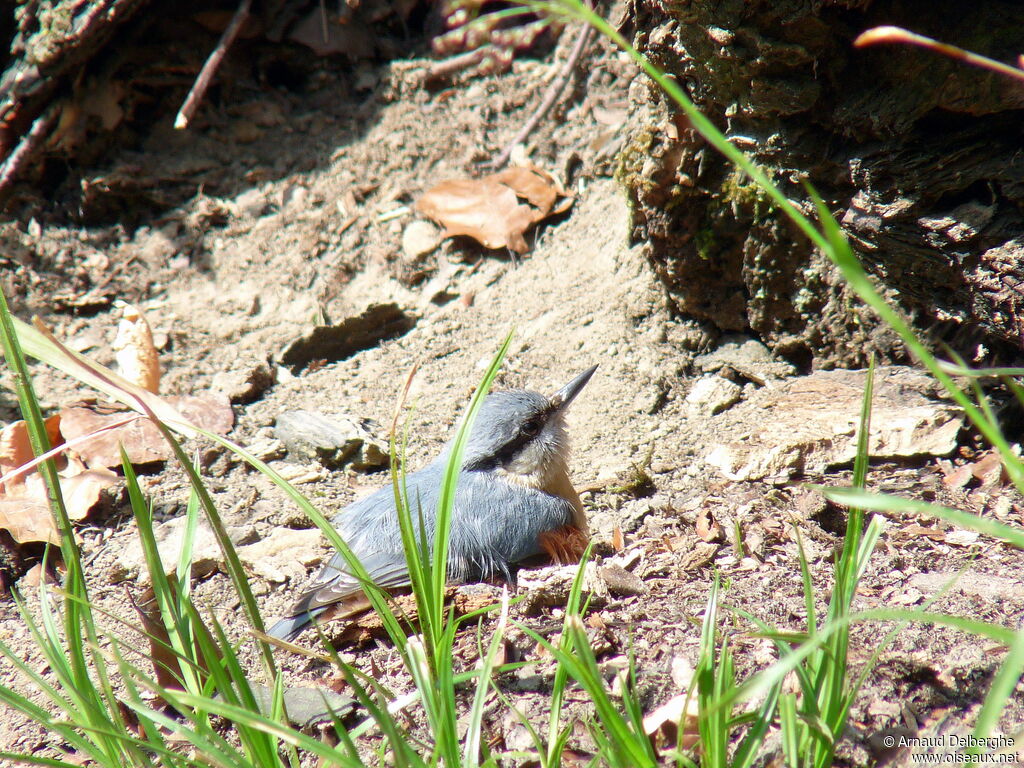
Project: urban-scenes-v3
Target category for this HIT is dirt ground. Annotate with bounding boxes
[1,12,1023,766]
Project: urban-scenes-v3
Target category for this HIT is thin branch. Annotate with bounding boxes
[491,20,592,169]
[425,48,492,81]
[175,0,253,129]
[855,26,1024,83]
[0,106,57,200]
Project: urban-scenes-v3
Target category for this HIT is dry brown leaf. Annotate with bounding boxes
[0,494,59,545]
[943,450,1007,490]
[0,416,62,484]
[60,457,119,518]
[899,524,946,541]
[59,394,234,469]
[48,80,126,154]
[611,524,624,551]
[643,693,700,750]
[28,317,200,440]
[112,301,162,394]
[20,563,57,588]
[695,507,724,542]
[130,585,215,697]
[969,451,1006,486]
[0,417,117,544]
[943,462,975,489]
[416,165,572,253]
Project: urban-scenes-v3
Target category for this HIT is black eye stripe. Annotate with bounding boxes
[464,407,554,471]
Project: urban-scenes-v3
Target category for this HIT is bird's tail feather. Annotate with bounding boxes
[267,610,323,641]
[266,593,375,642]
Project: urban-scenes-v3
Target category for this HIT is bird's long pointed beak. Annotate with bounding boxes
[550,365,598,411]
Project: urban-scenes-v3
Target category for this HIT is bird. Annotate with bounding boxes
[266,365,598,641]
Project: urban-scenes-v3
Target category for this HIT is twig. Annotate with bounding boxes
[389,362,420,440]
[424,48,491,81]
[491,20,593,169]
[175,0,253,129]
[855,26,1024,83]
[0,106,57,200]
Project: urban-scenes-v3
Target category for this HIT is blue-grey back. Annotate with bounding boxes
[325,461,574,584]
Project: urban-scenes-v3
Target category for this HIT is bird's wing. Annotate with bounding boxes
[288,549,412,615]
[283,470,443,617]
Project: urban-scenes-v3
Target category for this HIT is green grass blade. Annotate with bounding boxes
[464,590,510,768]
[431,331,514,633]
[974,626,1024,739]
[520,613,657,768]
[820,489,1024,548]
[122,449,205,698]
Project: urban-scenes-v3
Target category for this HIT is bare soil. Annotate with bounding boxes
[1,17,1022,767]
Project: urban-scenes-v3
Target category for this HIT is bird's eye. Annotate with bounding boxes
[521,417,542,437]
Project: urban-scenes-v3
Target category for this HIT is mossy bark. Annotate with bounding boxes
[622,0,1024,368]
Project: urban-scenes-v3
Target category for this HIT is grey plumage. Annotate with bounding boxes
[267,367,596,641]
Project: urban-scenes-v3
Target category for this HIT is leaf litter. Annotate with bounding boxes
[416,164,572,253]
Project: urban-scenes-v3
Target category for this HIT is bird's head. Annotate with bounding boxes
[456,365,597,487]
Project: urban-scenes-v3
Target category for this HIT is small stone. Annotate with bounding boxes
[696,336,796,383]
[685,376,742,416]
[240,685,355,727]
[237,527,325,583]
[244,437,286,462]
[678,542,720,571]
[518,563,609,612]
[275,410,390,471]
[704,367,965,483]
[235,188,271,219]
[278,303,416,374]
[211,359,276,403]
[137,228,178,266]
[598,563,646,596]
[115,517,254,582]
[402,220,441,260]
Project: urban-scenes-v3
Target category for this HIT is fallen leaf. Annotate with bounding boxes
[112,301,161,394]
[899,524,946,542]
[970,451,1006,485]
[695,507,724,542]
[643,693,700,750]
[0,417,118,544]
[21,563,57,588]
[943,451,1008,491]
[0,416,62,484]
[416,165,572,254]
[130,586,194,692]
[942,462,975,490]
[25,317,201,440]
[129,584,218,701]
[944,529,980,547]
[59,394,234,469]
[0,494,58,545]
[60,456,119,519]
[611,525,624,551]
[48,79,126,154]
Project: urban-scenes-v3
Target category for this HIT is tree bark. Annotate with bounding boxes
[623,0,1024,368]
[0,1,153,188]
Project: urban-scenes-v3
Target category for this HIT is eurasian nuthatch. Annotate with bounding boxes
[267,365,597,641]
